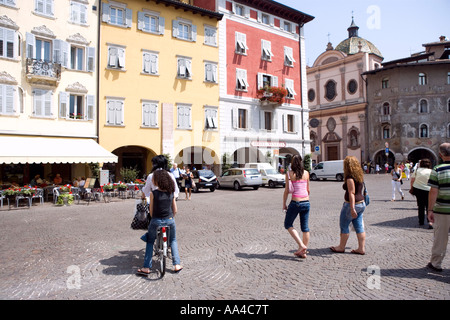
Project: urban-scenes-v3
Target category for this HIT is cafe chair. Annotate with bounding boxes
[16,193,32,208]
[31,188,44,205]
[52,187,60,204]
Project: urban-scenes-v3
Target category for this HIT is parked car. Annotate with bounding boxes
[310,160,344,181]
[245,162,285,188]
[218,168,262,190]
[191,170,218,192]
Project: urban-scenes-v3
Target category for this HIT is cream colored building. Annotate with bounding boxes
[0,0,116,185]
[307,18,383,164]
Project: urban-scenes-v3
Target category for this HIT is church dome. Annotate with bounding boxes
[335,18,383,58]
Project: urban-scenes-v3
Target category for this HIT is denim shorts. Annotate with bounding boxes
[340,201,366,234]
[284,200,310,232]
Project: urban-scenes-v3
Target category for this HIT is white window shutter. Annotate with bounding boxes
[5,85,15,113]
[282,114,287,132]
[108,47,117,67]
[80,4,87,24]
[115,101,123,125]
[260,110,265,129]
[101,2,110,23]
[172,20,179,38]
[59,91,68,118]
[107,101,115,124]
[257,73,263,89]
[53,39,61,64]
[294,115,299,133]
[44,90,52,116]
[87,47,95,72]
[272,112,278,130]
[143,53,150,73]
[142,103,150,126]
[26,32,35,59]
[137,12,144,31]
[125,8,132,28]
[118,48,125,68]
[272,76,278,87]
[232,107,238,129]
[34,90,43,116]
[159,17,165,35]
[150,104,157,126]
[191,25,197,42]
[86,95,94,120]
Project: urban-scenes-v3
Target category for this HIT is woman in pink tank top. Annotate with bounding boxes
[282,155,310,258]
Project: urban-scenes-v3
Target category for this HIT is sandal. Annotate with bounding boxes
[173,265,183,273]
[330,246,345,253]
[137,268,151,276]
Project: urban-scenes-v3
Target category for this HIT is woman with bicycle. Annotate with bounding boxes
[138,169,183,275]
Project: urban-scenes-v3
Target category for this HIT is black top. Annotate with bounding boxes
[152,189,174,219]
[343,177,364,203]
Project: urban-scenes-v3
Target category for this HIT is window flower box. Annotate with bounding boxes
[256,86,287,105]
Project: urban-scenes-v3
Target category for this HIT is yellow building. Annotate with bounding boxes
[99,0,223,178]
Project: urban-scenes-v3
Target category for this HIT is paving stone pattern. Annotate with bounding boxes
[0,174,448,300]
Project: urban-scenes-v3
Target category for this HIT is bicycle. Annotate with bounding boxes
[154,225,170,278]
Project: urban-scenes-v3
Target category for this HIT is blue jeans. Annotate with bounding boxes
[340,202,366,234]
[142,217,180,268]
[284,200,310,232]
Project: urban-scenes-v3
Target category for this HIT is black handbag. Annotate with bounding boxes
[131,199,150,230]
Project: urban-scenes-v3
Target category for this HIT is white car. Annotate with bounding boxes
[218,168,262,190]
[260,168,285,188]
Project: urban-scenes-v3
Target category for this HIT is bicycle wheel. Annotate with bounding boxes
[156,228,166,278]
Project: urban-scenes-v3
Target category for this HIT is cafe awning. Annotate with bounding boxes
[0,136,118,164]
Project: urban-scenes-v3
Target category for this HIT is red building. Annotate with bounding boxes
[194,0,314,168]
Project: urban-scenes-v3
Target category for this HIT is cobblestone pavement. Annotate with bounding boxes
[0,174,448,300]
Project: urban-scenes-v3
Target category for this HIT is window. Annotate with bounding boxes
[235,4,245,16]
[238,109,247,129]
[382,77,389,89]
[419,124,428,138]
[284,47,295,67]
[36,38,52,62]
[383,126,390,139]
[107,45,125,69]
[419,99,428,113]
[142,101,158,127]
[70,46,84,70]
[235,32,248,55]
[142,51,158,75]
[204,26,217,46]
[33,89,52,117]
[257,73,278,89]
[204,62,217,83]
[347,79,358,94]
[101,2,132,28]
[70,1,88,25]
[325,80,337,101]
[308,89,315,102]
[106,98,124,126]
[1,0,16,8]
[59,92,94,120]
[284,114,296,133]
[448,72,450,85]
[172,19,196,41]
[382,102,390,115]
[285,79,296,99]
[236,68,249,91]
[0,84,16,115]
[418,73,427,85]
[0,27,17,59]
[138,11,165,35]
[260,110,274,131]
[35,0,54,17]
[283,22,292,32]
[261,40,273,61]
[177,56,192,79]
[261,13,270,25]
[204,107,218,129]
[177,104,191,129]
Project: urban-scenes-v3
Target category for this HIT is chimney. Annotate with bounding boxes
[439,35,446,42]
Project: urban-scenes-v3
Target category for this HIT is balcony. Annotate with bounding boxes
[379,114,391,124]
[256,86,287,107]
[26,58,61,86]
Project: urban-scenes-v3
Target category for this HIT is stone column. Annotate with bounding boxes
[340,116,348,158]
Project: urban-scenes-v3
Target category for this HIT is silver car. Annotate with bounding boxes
[218,168,262,190]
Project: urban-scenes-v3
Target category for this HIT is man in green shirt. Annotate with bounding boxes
[427,142,450,272]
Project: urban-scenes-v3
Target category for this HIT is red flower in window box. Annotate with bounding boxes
[256,86,287,104]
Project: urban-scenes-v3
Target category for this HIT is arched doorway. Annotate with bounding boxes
[174,146,220,175]
[107,146,157,181]
[373,149,395,172]
[278,147,300,172]
[408,148,438,167]
[229,147,265,168]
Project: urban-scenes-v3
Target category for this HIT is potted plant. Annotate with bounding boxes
[19,188,35,197]
[3,188,18,199]
[56,193,74,206]
[59,184,72,194]
[116,182,127,191]
[103,183,114,192]
[256,86,288,105]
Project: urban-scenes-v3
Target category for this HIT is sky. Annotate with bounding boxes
[275,0,450,66]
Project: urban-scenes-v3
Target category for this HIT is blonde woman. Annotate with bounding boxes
[330,156,366,255]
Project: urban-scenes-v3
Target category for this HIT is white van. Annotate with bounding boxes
[245,163,285,187]
[310,160,344,181]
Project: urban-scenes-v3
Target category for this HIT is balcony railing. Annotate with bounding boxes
[379,115,391,124]
[26,58,61,84]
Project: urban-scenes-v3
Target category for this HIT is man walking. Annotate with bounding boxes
[427,143,450,272]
